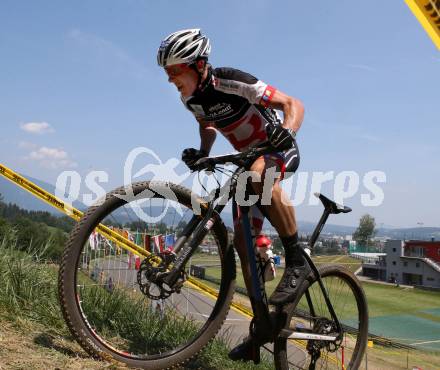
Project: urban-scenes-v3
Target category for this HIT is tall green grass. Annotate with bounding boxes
[0,233,274,369]
[79,283,203,355]
[0,236,65,332]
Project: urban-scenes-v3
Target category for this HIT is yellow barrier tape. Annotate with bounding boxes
[0,163,250,317]
[0,163,149,258]
[405,0,440,49]
[188,277,338,365]
[0,162,346,365]
[187,277,255,318]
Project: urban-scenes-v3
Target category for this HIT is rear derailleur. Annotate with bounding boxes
[306,318,342,366]
[136,251,186,300]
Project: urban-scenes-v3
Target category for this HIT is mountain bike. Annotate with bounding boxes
[58,144,368,369]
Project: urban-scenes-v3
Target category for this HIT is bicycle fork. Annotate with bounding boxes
[162,201,218,288]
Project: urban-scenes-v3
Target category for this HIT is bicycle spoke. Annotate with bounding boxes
[65,188,231,360]
[280,266,367,369]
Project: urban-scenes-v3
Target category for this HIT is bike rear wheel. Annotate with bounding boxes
[274,265,368,370]
[58,181,236,369]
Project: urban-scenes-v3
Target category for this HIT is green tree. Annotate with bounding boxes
[0,217,14,245]
[353,214,376,247]
[157,222,168,234]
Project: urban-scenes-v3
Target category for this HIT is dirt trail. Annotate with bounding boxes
[0,320,122,370]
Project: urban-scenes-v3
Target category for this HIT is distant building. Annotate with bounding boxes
[361,240,440,288]
[341,240,350,253]
[404,240,440,263]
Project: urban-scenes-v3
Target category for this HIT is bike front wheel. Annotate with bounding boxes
[58,181,236,369]
[274,265,368,370]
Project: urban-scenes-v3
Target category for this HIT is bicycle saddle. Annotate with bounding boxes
[315,193,352,214]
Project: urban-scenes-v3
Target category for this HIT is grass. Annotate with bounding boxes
[0,239,66,332]
[2,234,439,370]
[79,283,206,355]
[362,281,440,318]
[313,255,362,272]
[200,254,362,296]
[0,235,274,369]
[200,254,440,322]
[192,253,440,368]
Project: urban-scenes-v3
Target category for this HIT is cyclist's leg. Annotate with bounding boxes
[249,148,298,237]
[229,150,298,362]
[249,144,312,305]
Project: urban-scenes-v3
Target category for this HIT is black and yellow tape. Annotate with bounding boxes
[0,163,148,257]
[405,0,440,49]
[0,163,246,314]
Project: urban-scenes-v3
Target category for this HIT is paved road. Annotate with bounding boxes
[88,256,309,367]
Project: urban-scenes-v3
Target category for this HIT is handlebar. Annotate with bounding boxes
[194,142,277,171]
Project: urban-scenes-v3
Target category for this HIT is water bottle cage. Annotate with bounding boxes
[258,256,274,268]
[256,255,276,282]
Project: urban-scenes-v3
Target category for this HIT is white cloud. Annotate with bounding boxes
[30,147,67,160]
[20,122,54,134]
[25,146,77,169]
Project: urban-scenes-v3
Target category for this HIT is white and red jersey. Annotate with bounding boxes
[182,66,301,237]
[181,66,282,152]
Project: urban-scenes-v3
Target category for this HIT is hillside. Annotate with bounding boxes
[0,173,86,214]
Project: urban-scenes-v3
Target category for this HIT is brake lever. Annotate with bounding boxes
[193,157,215,172]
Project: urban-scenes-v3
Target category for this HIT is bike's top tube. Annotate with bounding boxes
[195,142,277,169]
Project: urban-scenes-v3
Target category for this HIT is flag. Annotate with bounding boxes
[165,234,175,251]
[89,230,98,250]
[135,256,141,270]
[159,235,165,251]
[144,234,151,252]
[135,231,143,246]
[127,230,134,242]
[152,235,162,253]
[123,230,129,240]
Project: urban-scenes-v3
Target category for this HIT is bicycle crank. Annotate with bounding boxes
[136,252,186,300]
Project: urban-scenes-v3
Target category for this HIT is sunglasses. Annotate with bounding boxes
[164,63,191,78]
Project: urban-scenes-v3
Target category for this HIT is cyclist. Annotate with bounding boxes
[157,28,310,362]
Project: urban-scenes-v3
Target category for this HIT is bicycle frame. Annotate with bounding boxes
[162,147,346,345]
[278,206,342,342]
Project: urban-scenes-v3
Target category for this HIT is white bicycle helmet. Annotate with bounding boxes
[157,28,211,67]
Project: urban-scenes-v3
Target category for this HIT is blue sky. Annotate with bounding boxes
[0,1,439,228]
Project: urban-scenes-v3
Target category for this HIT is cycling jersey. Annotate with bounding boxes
[182,66,284,152]
[181,66,300,236]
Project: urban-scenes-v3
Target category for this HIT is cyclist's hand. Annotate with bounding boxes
[266,125,296,151]
[181,148,208,171]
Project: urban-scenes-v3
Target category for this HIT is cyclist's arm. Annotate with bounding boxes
[198,118,217,154]
[267,90,305,134]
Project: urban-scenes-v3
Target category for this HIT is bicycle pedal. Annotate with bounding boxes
[228,338,260,364]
